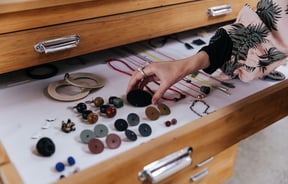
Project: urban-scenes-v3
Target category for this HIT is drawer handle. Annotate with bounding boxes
[196,156,214,168]
[138,147,192,184]
[190,168,209,182]
[34,34,80,54]
[208,4,232,16]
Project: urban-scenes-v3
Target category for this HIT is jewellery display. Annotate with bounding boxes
[36,137,55,157]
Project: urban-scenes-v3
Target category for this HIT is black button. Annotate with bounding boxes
[127,89,152,107]
[114,119,128,131]
[36,137,55,157]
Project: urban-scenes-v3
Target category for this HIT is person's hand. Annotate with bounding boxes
[126,60,188,104]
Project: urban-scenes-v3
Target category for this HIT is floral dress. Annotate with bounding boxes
[201,0,288,82]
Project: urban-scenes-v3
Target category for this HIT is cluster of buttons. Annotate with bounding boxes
[80,124,122,154]
[114,113,152,142]
[145,103,171,121]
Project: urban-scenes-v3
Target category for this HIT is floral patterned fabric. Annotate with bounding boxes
[210,0,288,82]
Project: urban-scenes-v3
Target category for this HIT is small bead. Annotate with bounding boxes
[55,162,65,172]
[93,97,104,107]
[87,112,98,124]
[100,104,109,114]
[165,121,171,127]
[112,98,124,108]
[75,102,87,113]
[67,156,76,166]
[171,118,177,125]
[105,106,117,118]
[59,174,65,179]
[82,110,92,120]
[108,96,117,104]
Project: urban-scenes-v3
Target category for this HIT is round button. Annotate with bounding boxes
[145,106,160,121]
[88,138,104,154]
[80,129,95,144]
[94,124,109,138]
[157,103,171,115]
[100,104,109,114]
[114,119,128,131]
[138,123,152,137]
[127,89,152,107]
[67,156,76,166]
[125,129,137,141]
[106,133,121,149]
[36,137,55,157]
[127,113,140,126]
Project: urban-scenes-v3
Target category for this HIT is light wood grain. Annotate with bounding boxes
[0,0,257,74]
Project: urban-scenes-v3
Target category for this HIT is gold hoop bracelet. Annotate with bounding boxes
[47,80,90,101]
[64,72,105,89]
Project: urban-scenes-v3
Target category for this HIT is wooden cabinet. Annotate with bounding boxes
[0,0,258,74]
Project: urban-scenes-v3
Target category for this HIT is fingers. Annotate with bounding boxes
[126,65,151,93]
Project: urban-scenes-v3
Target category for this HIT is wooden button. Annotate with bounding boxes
[145,106,160,121]
[127,113,140,126]
[106,134,121,149]
[114,119,128,131]
[125,129,137,141]
[127,89,152,107]
[138,123,152,137]
[94,124,109,138]
[88,138,104,154]
[157,103,171,115]
[80,129,95,144]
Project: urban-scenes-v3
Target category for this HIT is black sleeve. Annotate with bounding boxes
[199,28,233,74]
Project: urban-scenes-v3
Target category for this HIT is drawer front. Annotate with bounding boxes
[0,0,257,74]
[0,0,200,34]
[159,144,238,184]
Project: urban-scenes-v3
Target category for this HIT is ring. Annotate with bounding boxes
[137,66,147,77]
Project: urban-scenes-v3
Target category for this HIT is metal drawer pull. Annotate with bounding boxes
[208,4,232,16]
[196,156,214,168]
[34,34,80,54]
[190,168,209,182]
[138,147,193,184]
